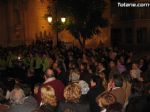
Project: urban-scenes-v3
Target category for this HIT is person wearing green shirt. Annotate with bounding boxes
[42,54,50,72]
[34,53,42,70]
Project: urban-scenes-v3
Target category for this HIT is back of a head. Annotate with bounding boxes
[96,92,116,108]
[80,62,87,70]
[91,75,103,88]
[10,87,25,105]
[121,71,130,81]
[41,86,57,107]
[21,84,32,96]
[69,70,80,83]
[64,83,81,103]
[78,80,89,95]
[111,75,123,88]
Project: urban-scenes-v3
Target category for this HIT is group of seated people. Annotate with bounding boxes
[0,39,150,112]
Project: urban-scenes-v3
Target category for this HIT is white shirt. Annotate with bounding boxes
[44,77,56,84]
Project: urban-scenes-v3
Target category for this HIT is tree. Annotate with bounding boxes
[47,0,108,48]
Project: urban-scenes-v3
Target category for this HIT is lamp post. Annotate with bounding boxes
[47,16,66,46]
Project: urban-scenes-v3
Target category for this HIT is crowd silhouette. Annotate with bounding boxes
[0,38,150,112]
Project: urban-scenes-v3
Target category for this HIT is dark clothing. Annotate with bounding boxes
[33,104,56,112]
[58,100,90,112]
[87,86,104,112]
[144,69,150,82]
[54,68,67,86]
[80,70,92,84]
[126,95,150,112]
[109,68,120,79]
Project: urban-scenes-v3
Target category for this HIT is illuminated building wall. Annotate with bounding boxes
[0,0,111,48]
[1,0,150,49]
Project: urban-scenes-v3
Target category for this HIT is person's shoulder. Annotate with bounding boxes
[110,87,126,97]
[6,104,23,112]
[112,87,124,92]
[40,104,56,110]
[24,96,38,107]
[52,79,65,86]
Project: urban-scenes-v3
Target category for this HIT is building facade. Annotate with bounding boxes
[111,0,150,50]
[0,0,52,47]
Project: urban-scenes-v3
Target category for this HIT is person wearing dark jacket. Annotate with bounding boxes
[87,75,105,112]
[79,63,92,85]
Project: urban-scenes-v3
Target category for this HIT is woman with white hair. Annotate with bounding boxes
[6,86,37,112]
[9,87,25,105]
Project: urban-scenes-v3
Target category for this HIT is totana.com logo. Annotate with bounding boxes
[117,2,150,8]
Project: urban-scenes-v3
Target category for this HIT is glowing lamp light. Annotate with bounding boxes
[47,16,52,23]
[18,56,21,60]
[61,17,66,23]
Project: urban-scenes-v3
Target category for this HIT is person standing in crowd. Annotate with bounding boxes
[42,54,50,72]
[52,60,67,85]
[0,87,9,112]
[130,62,142,80]
[87,75,105,112]
[34,53,43,83]
[121,71,131,103]
[29,53,35,71]
[79,62,92,84]
[96,92,117,112]
[138,58,147,72]
[37,68,64,104]
[96,61,108,88]
[117,56,126,74]
[128,79,144,100]
[108,60,120,78]
[69,69,80,83]
[107,75,126,106]
[6,87,37,112]
[58,83,90,112]
[126,95,150,112]
[33,86,57,112]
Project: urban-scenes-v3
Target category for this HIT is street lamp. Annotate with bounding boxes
[47,16,66,46]
[47,16,52,23]
[61,17,66,23]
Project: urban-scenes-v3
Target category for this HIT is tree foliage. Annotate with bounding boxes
[48,0,108,47]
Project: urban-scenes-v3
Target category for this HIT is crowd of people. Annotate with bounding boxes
[0,39,150,112]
